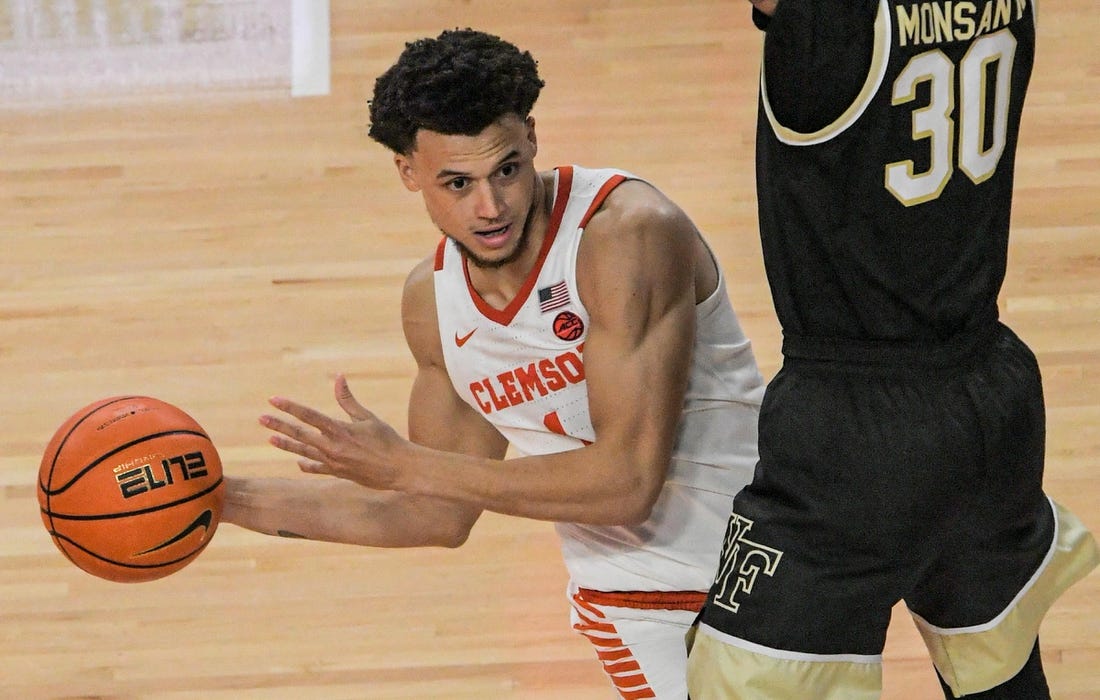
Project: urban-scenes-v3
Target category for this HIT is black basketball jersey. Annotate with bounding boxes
[755,0,1036,343]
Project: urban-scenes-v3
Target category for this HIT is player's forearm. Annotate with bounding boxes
[222,475,472,548]
[401,441,666,526]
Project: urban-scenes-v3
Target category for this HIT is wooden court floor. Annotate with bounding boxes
[2,2,1098,698]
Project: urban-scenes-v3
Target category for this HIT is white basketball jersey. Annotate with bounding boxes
[434,165,764,592]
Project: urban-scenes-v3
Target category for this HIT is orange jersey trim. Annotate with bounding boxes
[578,174,628,229]
[433,236,447,271]
[463,166,575,326]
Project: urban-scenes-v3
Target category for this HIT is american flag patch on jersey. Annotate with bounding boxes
[538,280,571,312]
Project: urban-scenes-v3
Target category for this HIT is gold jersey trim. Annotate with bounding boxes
[762,0,891,145]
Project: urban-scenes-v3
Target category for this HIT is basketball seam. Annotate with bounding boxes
[48,530,217,571]
[40,395,140,569]
[42,477,224,520]
[42,429,213,495]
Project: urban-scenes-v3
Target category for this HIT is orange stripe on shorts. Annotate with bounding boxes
[571,590,661,700]
[576,587,708,612]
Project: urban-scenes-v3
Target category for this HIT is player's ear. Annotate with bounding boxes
[394,154,421,192]
[525,116,538,156]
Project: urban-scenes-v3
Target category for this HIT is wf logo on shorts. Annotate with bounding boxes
[711,513,783,614]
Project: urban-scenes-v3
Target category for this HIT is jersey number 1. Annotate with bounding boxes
[885,28,1018,206]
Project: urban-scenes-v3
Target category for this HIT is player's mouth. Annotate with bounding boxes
[473,223,512,247]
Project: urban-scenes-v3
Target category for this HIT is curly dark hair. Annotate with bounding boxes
[367,29,545,154]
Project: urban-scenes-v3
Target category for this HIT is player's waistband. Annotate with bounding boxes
[781,321,1003,368]
[575,587,708,612]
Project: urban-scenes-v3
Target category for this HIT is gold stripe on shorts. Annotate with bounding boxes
[914,498,1100,697]
[687,624,882,700]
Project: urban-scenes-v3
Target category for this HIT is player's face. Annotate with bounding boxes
[395,114,542,269]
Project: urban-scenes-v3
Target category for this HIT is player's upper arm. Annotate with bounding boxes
[762,1,879,132]
[574,181,699,521]
[393,258,509,542]
[401,257,509,461]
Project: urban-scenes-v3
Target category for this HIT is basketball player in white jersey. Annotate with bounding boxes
[222,29,764,699]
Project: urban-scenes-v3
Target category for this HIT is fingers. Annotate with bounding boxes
[262,421,325,461]
[259,384,376,482]
[333,374,372,421]
[260,400,336,464]
[297,458,326,475]
[260,409,320,446]
[268,395,340,435]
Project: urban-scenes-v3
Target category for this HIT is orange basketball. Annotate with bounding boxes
[37,396,224,583]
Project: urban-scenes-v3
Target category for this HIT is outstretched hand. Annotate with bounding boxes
[260,374,407,491]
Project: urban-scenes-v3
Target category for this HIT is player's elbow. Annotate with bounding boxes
[422,508,478,548]
[586,445,670,525]
[432,525,471,549]
[610,473,665,526]
[616,500,656,527]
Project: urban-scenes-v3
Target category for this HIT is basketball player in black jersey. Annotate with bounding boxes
[687,2,1099,698]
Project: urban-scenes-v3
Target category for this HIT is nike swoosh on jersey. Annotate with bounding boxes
[455,328,478,347]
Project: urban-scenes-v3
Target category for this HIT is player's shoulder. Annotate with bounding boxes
[401,253,440,318]
[587,177,687,241]
[401,253,444,363]
[576,174,699,295]
[404,252,436,290]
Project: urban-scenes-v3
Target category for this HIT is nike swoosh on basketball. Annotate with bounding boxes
[134,509,214,556]
[455,328,478,347]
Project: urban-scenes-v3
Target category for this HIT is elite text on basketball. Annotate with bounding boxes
[115,451,211,499]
